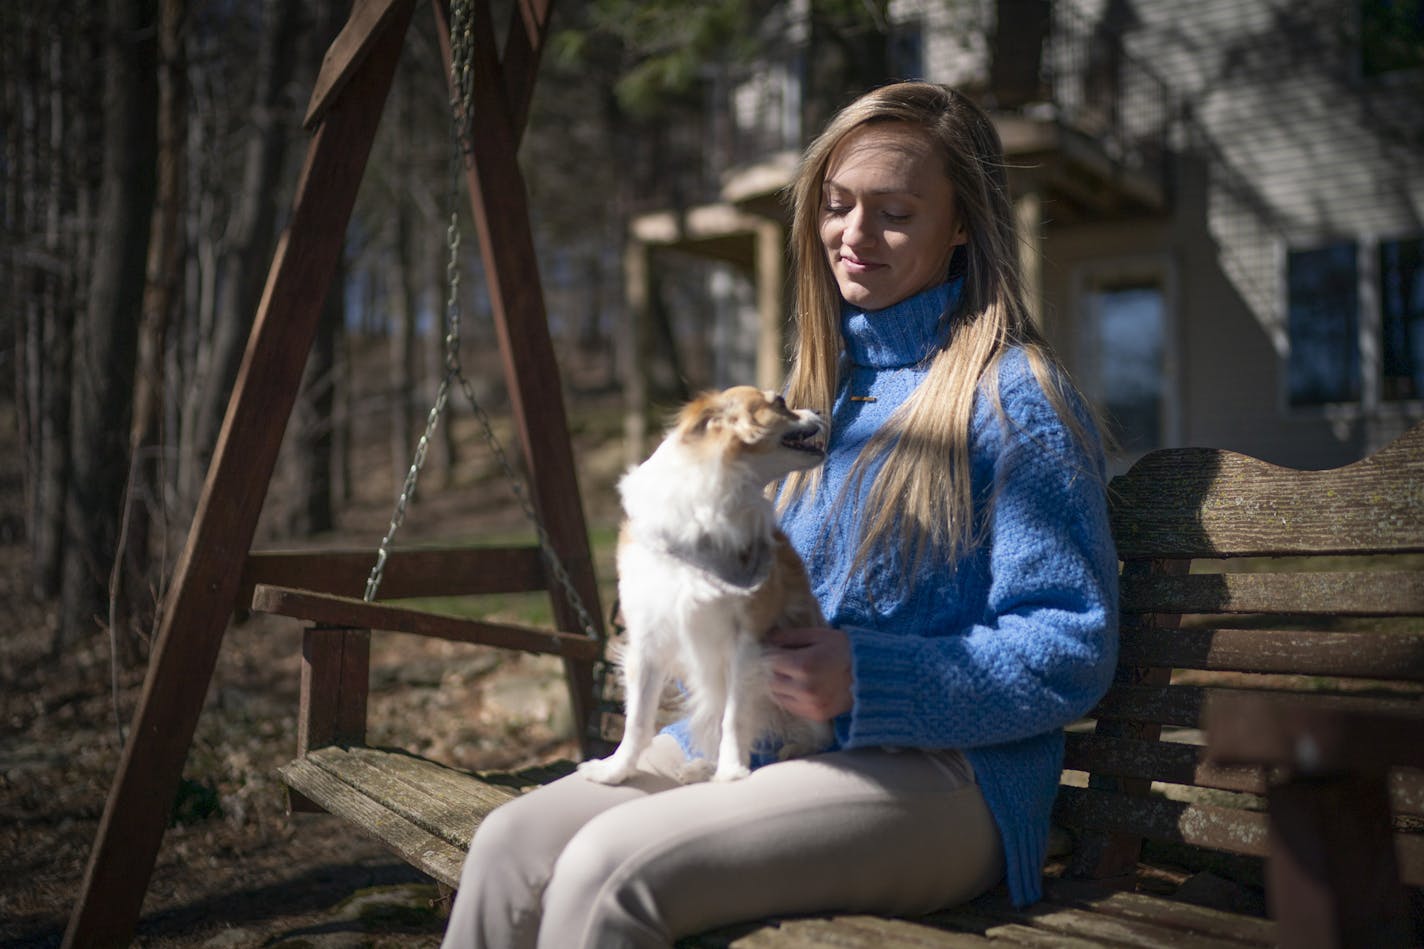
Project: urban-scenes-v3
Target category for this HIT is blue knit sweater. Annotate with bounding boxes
[778,280,1119,907]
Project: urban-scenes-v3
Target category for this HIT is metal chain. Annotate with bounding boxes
[363,0,600,642]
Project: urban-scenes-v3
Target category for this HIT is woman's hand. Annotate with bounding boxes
[766,626,854,721]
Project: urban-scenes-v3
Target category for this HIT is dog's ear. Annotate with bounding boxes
[678,391,724,440]
[687,409,714,438]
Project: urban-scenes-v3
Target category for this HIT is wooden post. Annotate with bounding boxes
[1069,557,1185,880]
[1204,694,1424,948]
[62,5,416,945]
[291,626,371,813]
[1014,187,1043,329]
[432,0,604,755]
[623,237,652,468]
[755,219,786,392]
[1266,773,1413,948]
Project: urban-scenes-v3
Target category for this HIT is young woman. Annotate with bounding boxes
[440,80,1118,949]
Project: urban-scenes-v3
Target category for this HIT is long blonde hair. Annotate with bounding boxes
[781,82,1093,572]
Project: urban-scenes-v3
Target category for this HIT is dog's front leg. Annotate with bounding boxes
[710,636,760,782]
[578,645,664,785]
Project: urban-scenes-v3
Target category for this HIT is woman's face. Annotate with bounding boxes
[819,122,966,312]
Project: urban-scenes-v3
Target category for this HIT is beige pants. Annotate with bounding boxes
[440,734,1004,949]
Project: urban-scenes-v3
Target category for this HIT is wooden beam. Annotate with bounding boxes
[304,0,412,129]
[1264,775,1416,947]
[1069,558,1183,881]
[622,237,652,468]
[290,621,373,815]
[501,0,554,140]
[252,585,603,660]
[754,219,785,392]
[432,0,605,754]
[61,5,417,946]
[298,626,372,755]
[239,545,549,606]
[291,625,372,813]
[1204,693,1424,775]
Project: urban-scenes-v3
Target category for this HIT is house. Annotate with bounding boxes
[620,0,1424,471]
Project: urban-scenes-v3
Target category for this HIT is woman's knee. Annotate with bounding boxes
[542,809,668,943]
[466,798,518,856]
[545,811,630,899]
[462,793,554,889]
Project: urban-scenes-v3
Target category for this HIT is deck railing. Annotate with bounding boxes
[1036,0,1175,188]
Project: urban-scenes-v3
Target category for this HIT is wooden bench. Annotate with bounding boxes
[252,422,1424,947]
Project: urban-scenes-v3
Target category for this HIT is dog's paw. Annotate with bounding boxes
[776,732,814,760]
[778,721,835,760]
[778,737,832,761]
[674,758,716,785]
[709,763,752,783]
[578,757,633,785]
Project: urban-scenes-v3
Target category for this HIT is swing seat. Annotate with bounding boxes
[244,543,617,896]
[278,744,577,887]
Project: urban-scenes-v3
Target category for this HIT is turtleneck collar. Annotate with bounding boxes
[840,278,963,369]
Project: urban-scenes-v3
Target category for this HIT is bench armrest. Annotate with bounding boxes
[1205,692,1424,775]
[1204,693,1422,948]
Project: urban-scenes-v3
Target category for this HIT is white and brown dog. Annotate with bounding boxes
[579,387,833,785]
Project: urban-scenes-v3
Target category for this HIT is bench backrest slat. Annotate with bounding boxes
[1093,683,1424,730]
[1120,570,1424,616]
[1057,786,1270,857]
[1116,626,1424,679]
[1109,425,1424,559]
[1065,732,1424,818]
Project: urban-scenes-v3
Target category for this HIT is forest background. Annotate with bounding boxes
[1,0,896,944]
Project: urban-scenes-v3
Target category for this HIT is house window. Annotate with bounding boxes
[1361,0,1424,76]
[1286,243,1360,406]
[1381,236,1424,400]
[889,20,925,80]
[1079,274,1170,457]
[1285,236,1424,409]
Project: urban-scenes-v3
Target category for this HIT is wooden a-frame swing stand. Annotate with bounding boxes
[64,1,603,944]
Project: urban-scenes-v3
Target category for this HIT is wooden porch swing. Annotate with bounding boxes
[64,1,604,944]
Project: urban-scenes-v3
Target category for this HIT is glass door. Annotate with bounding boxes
[1075,263,1176,465]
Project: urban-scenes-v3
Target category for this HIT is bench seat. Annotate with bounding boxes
[280,744,1280,948]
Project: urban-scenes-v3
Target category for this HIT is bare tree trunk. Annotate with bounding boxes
[283,0,344,536]
[802,2,890,147]
[112,0,186,658]
[430,230,458,486]
[392,202,419,481]
[33,297,72,600]
[7,8,76,600]
[287,263,342,535]
[173,20,217,520]
[58,0,158,648]
[6,7,40,568]
[3,8,33,545]
[647,267,690,405]
[183,0,299,519]
[387,63,421,481]
[333,314,353,507]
